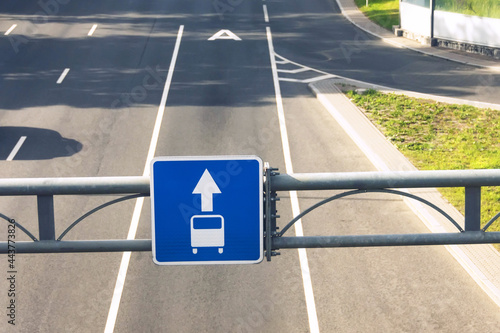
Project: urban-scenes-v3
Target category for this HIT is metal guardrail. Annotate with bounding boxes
[0,176,149,195]
[1,169,500,259]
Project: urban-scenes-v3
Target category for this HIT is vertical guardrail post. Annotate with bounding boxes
[430,0,435,40]
[464,187,481,231]
[37,195,56,241]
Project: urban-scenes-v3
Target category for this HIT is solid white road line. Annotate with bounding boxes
[104,25,184,333]
[4,24,17,36]
[263,5,269,23]
[6,136,27,161]
[88,24,98,36]
[266,26,320,333]
[57,68,70,84]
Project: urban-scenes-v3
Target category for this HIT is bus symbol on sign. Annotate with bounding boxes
[191,215,224,254]
[150,156,263,265]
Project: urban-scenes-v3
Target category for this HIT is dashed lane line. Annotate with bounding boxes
[88,24,98,36]
[4,24,17,36]
[6,136,27,161]
[263,4,269,23]
[57,68,70,84]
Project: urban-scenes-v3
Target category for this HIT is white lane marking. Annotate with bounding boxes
[4,24,17,36]
[275,53,289,62]
[104,24,184,333]
[88,24,98,36]
[302,74,335,83]
[275,52,500,110]
[275,53,333,77]
[279,78,304,83]
[277,67,309,74]
[274,53,335,84]
[266,26,320,333]
[57,68,70,84]
[263,5,269,23]
[6,136,27,161]
[279,75,335,83]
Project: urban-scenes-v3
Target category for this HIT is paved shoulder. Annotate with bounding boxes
[310,78,500,307]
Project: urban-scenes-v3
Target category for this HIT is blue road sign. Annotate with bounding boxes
[150,156,263,265]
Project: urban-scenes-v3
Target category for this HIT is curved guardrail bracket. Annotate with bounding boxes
[0,212,38,241]
[57,194,147,241]
[278,189,366,237]
[483,211,500,232]
[277,188,464,237]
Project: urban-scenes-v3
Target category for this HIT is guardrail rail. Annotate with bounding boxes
[1,168,499,262]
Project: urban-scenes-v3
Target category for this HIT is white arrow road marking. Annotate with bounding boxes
[208,29,242,41]
[193,169,221,212]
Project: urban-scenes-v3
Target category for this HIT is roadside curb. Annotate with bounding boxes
[309,78,500,308]
[334,0,500,72]
[324,76,500,111]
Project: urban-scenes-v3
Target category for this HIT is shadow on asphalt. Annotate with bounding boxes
[0,126,82,160]
[0,0,498,110]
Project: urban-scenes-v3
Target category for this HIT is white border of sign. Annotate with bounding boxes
[150,155,264,265]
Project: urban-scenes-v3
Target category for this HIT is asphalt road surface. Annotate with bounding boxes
[268,0,500,104]
[1,0,499,332]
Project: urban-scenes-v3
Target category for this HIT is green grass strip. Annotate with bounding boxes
[346,89,500,232]
[354,0,400,30]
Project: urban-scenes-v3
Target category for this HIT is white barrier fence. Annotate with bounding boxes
[400,2,431,37]
[400,0,500,48]
[435,10,500,48]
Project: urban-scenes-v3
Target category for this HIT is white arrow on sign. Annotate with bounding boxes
[193,169,221,212]
[208,29,242,41]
